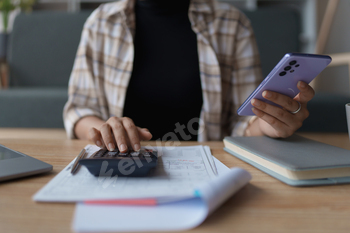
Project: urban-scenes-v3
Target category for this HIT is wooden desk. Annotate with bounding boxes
[1,128,350,233]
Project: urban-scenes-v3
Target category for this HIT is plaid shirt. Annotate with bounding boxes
[63,0,263,141]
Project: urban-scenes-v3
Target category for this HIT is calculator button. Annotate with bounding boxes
[94,149,107,157]
[130,151,140,157]
[118,152,129,157]
[105,151,118,157]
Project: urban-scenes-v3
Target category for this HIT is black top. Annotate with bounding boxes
[123,0,203,141]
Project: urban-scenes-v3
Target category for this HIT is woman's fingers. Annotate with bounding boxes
[137,127,153,141]
[91,117,153,152]
[88,127,105,148]
[261,90,300,113]
[107,118,129,152]
[251,107,294,138]
[251,99,295,126]
[251,82,315,138]
[100,123,118,151]
[295,81,315,103]
[121,117,141,151]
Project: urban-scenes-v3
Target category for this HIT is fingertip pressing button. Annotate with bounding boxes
[108,143,115,151]
[134,144,140,151]
[120,144,127,152]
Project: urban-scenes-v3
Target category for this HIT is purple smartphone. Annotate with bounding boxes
[237,53,332,116]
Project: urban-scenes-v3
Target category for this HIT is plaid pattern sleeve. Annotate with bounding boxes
[63,0,263,140]
[63,7,120,139]
[226,6,263,137]
[191,0,263,140]
[63,12,100,139]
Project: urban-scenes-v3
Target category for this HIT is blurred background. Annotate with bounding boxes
[0,0,349,132]
[15,0,347,96]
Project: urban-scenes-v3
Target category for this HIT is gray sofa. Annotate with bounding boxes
[0,7,348,132]
[0,11,92,128]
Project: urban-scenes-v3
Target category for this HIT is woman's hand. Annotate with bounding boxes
[250,81,315,138]
[87,117,152,152]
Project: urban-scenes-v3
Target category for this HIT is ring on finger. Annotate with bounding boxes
[290,101,301,114]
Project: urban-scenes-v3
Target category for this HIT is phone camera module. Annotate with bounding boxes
[284,66,292,71]
[295,64,300,67]
[279,71,287,76]
[289,60,297,65]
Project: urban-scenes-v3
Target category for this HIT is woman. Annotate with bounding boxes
[63,0,314,152]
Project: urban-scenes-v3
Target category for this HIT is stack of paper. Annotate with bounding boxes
[33,145,251,232]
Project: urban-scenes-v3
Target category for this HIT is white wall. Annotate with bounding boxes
[316,0,350,96]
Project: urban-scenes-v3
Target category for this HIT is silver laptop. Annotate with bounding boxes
[0,144,52,182]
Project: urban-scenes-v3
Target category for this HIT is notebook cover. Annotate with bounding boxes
[224,147,350,186]
[224,134,350,171]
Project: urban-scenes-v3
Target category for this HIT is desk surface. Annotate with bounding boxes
[1,128,350,233]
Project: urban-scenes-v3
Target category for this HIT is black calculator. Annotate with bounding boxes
[79,148,158,177]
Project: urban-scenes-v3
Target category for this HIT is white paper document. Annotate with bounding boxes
[33,145,251,232]
[34,145,218,202]
[72,159,251,232]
